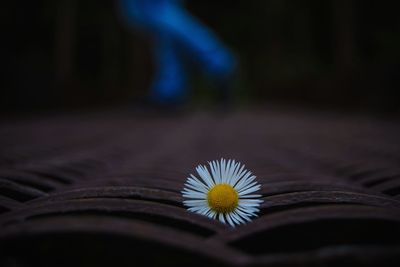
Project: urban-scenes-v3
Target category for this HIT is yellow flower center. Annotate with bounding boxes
[207,184,239,213]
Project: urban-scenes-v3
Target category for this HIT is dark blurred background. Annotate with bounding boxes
[1,0,400,114]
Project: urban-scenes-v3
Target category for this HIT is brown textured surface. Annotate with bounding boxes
[1,108,400,266]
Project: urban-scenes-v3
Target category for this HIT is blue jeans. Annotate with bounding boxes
[119,0,235,104]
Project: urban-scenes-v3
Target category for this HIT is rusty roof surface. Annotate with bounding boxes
[1,108,400,266]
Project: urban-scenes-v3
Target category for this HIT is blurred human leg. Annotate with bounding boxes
[149,33,187,104]
[144,1,236,80]
[119,0,236,105]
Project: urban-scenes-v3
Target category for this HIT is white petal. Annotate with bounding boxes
[221,159,227,183]
[182,187,207,195]
[188,205,209,215]
[237,206,258,216]
[187,177,208,192]
[187,203,208,210]
[188,175,208,188]
[230,164,246,186]
[235,209,252,222]
[204,210,212,217]
[238,185,261,196]
[220,158,227,183]
[184,199,208,206]
[235,174,256,191]
[216,159,222,184]
[218,213,226,224]
[230,213,241,225]
[196,165,214,188]
[222,158,232,184]
[239,203,260,209]
[183,184,207,194]
[182,192,207,199]
[226,161,238,184]
[226,213,235,227]
[243,207,260,215]
[210,211,217,219]
[240,199,261,205]
[237,181,259,193]
[233,171,252,189]
[209,160,219,184]
[198,207,211,215]
[239,194,263,199]
[182,186,203,193]
[188,206,208,213]
[231,211,245,224]
[205,210,214,218]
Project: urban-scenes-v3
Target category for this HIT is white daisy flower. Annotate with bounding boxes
[182,158,263,227]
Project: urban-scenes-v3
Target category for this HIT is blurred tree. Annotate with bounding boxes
[1,0,399,113]
[55,0,77,86]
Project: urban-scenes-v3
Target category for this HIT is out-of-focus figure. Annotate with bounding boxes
[119,0,236,107]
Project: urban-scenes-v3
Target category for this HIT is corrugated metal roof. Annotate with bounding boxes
[1,109,400,266]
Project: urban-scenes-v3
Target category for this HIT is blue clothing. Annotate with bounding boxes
[119,0,235,104]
